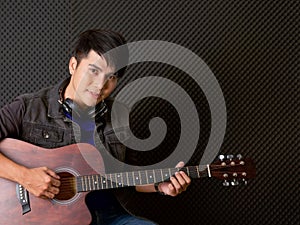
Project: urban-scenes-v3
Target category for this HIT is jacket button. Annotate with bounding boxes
[43,131,50,139]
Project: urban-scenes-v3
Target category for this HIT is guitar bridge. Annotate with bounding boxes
[16,184,31,215]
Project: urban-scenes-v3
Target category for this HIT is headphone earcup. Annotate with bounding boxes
[62,98,74,114]
[90,101,108,118]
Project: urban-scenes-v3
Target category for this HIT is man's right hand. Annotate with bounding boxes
[19,167,61,199]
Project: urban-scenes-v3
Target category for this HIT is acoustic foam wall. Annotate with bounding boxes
[0,1,299,224]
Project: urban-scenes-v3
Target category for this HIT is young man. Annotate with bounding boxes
[0,29,191,224]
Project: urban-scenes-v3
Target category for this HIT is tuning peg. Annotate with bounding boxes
[223,180,230,186]
[242,179,248,185]
[222,174,230,186]
[231,179,239,186]
[218,155,225,161]
[236,154,242,160]
[227,155,234,161]
[219,155,227,166]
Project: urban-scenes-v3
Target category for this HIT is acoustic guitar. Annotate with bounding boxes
[0,138,256,225]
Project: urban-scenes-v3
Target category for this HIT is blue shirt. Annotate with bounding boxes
[65,112,120,210]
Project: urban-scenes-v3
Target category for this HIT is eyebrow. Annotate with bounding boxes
[88,64,116,76]
[88,64,103,71]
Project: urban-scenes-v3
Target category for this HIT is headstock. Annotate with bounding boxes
[209,154,256,186]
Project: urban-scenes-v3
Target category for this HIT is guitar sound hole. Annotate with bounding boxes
[55,172,76,201]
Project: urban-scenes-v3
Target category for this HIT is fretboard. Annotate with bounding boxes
[76,166,207,192]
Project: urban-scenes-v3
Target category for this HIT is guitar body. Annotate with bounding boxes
[0,138,105,225]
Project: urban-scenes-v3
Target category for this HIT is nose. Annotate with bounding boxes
[94,75,109,91]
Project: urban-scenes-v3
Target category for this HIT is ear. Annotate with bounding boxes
[69,56,78,75]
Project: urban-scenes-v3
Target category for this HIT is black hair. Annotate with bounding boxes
[73,29,128,78]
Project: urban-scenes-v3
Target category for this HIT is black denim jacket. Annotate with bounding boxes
[0,78,130,171]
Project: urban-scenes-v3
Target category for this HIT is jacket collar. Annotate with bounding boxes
[47,77,71,119]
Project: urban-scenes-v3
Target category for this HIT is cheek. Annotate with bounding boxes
[103,81,117,95]
[75,74,92,89]
[109,81,118,92]
[111,80,118,88]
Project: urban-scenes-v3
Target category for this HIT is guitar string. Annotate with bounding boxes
[56,166,204,192]
[55,165,242,194]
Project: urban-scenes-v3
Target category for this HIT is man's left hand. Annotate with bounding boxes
[158,161,191,196]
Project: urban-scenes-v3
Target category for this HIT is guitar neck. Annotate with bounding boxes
[76,166,207,192]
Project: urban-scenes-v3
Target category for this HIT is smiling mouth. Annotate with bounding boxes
[87,90,101,99]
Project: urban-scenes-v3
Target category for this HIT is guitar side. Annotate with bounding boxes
[0,138,105,225]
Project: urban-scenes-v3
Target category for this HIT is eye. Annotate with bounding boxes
[108,74,117,80]
[89,68,99,75]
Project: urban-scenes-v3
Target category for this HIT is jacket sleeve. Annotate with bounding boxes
[0,96,25,140]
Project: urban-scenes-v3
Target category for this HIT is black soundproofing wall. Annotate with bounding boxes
[0,1,299,225]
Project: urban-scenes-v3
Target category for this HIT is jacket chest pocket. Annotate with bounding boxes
[104,131,127,162]
[22,122,64,148]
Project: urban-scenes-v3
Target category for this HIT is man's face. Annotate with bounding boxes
[66,50,117,109]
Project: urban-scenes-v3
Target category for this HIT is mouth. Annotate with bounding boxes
[87,90,101,99]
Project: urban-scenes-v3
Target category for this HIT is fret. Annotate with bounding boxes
[141,170,148,185]
[91,176,95,190]
[120,173,124,187]
[127,172,134,186]
[138,171,141,183]
[95,175,99,190]
[154,169,163,183]
[184,166,196,179]
[86,176,89,191]
[96,175,100,190]
[76,177,81,192]
[90,176,93,190]
[115,173,122,187]
[85,176,88,191]
[108,174,112,188]
[145,170,149,184]
[92,175,95,190]
[133,171,141,185]
[84,176,88,191]
[168,168,172,178]
[114,173,118,187]
[126,172,130,186]
[109,174,117,188]
[112,174,116,188]
[139,171,146,185]
[186,167,190,176]
[85,176,89,191]
[132,171,136,185]
[100,176,103,190]
[153,169,157,183]
[147,170,154,184]
[81,176,85,192]
[103,174,108,189]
